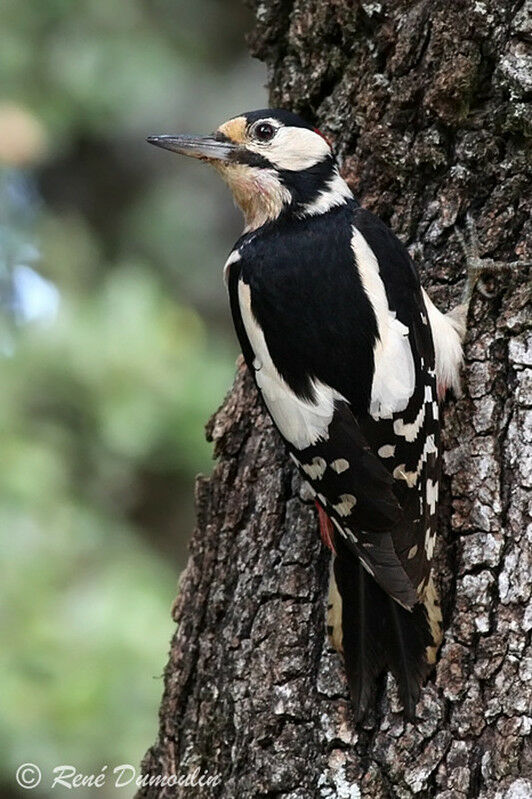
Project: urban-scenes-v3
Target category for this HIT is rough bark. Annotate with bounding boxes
[139,1,531,796]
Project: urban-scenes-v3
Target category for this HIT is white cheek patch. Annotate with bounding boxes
[249,126,331,172]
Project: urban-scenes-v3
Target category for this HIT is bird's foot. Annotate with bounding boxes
[455,213,531,305]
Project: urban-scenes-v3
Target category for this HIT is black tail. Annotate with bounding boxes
[330,536,440,721]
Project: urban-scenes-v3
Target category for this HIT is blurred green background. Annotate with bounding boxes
[0,1,265,795]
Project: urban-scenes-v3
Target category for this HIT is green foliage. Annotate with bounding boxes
[0,0,261,142]
[0,506,176,778]
[0,221,234,790]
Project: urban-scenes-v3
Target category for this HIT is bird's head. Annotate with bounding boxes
[147,109,352,231]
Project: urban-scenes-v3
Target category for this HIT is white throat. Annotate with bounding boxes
[215,162,353,233]
[215,162,291,232]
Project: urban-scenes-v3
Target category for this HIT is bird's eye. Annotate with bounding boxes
[253,122,276,142]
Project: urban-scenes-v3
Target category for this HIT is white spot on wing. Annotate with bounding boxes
[330,458,349,474]
[393,463,406,480]
[426,479,438,515]
[302,457,327,480]
[333,494,357,516]
[425,529,436,560]
[391,434,437,487]
[392,464,417,488]
[408,545,418,559]
[425,434,437,456]
[393,403,426,442]
[378,444,395,458]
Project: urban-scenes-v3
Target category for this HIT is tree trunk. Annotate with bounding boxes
[138,1,531,796]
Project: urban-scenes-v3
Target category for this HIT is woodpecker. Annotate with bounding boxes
[147,109,511,720]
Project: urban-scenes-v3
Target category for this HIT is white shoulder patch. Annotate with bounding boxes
[238,280,342,449]
[223,249,241,287]
[421,288,464,397]
[351,227,416,420]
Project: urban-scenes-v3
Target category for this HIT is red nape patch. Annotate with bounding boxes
[313,127,332,148]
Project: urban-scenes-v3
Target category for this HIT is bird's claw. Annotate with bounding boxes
[456,213,531,306]
[455,213,481,266]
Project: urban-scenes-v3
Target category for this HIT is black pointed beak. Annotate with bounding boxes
[146,134,236,161]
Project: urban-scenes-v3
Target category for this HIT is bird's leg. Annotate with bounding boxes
[448,213,532,338]
[456,213,531,306]
[315,501,335,552]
